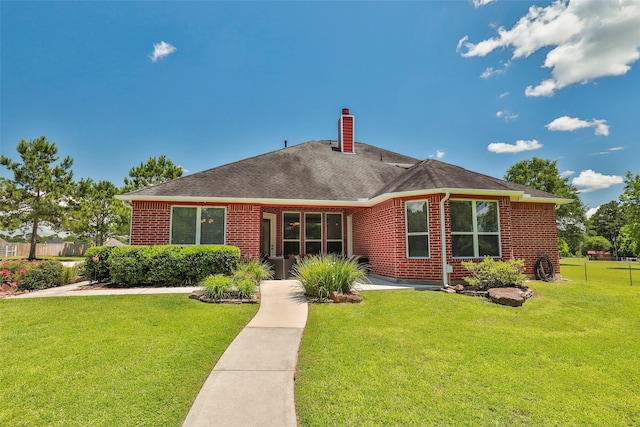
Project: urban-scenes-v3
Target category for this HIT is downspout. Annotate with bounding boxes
[440,192,451,287]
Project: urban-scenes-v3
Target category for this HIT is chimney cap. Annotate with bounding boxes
[342,108,350,115]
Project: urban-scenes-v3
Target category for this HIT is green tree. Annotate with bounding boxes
[588,201,624,256]
[620,171,640,250]
[582,235,612,254]
[123,155,183,191]
[504,157,586,254]
[0,136,74,260]
[617,225,639,257]
[68,179,129,246]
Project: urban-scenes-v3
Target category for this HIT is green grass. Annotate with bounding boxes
[295,258,640,426]
[0,295,257,427]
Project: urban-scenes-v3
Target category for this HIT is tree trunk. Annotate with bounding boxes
[28,220,38,260]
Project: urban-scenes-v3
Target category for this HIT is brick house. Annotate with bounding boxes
[118,108,569,285]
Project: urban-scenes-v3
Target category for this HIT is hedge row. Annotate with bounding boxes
[1,259,64,291]
[84,245,241,287]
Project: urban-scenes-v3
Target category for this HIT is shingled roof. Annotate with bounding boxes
[122,140,419,202]
[120,140,565,204]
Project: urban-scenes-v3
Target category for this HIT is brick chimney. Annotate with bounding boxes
[337,107,355,153]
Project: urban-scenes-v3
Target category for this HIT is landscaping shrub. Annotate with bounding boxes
[18,260,63,291]
[108,246,148,286]
[201,274,234,299]
[462,257,527,289]
[292,255,369,299]
[234,277,257,299]
[84,246,114,282]
[84,245,241,287]
[60,265,80,284]
[234,259,274,283]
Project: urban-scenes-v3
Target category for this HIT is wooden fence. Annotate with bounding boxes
[0,243,89,258]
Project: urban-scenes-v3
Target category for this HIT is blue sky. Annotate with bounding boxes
[2,0,639,216]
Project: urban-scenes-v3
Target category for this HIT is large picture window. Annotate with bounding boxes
[406,200,429,258]
[450,200,500,258]
[171,206,225,245]
[283,212,301,256]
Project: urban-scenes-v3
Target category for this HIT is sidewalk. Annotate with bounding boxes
[182,280,307,427]
[10,281,200,298]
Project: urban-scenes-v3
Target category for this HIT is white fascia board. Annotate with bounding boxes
[117,188,570,207]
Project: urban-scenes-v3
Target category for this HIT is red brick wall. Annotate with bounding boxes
[130,201,171,245]
[352,196,444,281]
[227,204,261,259]
[510,202,560,276]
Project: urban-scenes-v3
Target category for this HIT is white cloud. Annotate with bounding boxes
[487,139,542,154]
[545,116,610,136]
[499,92,510,98]
[472,0,497,8]
[572,169,624,192]
[459,0,640,96]
[609,146,624,151]
[560,170,575,177]
[496,109,518,121]
[150,41,177,62]
[429,150,446,159]
[480,61,510,78]
[585,207,599,219]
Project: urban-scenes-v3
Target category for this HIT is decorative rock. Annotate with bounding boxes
[488,287,528,307]
[329,291,363,303]
[451,284,465,292]
[441,287,457,294]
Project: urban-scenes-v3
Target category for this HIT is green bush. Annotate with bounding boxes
[60,265,80,284]
[292,255,369,299]
[234,259,274,283]
[461,257,527,290]
[85,245,242,287]
[235,277,257,299]
[84,246,114,282]
[108,246,148,286]
[201,274,234,299]
[18,260,63,291]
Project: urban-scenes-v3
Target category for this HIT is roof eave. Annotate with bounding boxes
[117,188,569,207]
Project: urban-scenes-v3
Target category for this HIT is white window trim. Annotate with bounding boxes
[326,212,344,254]
[170,206,227,245]
[405,200,430,259]
[451,199,501,258]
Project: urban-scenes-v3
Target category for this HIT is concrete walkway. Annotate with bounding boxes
[182,280,307,427]
[10,281,200,298]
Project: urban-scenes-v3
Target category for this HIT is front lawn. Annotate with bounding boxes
[295,259,640,426]
[0,295,257,426]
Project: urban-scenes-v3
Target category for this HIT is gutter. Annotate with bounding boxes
[440,192,451,288]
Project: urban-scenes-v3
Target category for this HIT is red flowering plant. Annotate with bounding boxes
[0,259,62,290]
[0,260,33,285]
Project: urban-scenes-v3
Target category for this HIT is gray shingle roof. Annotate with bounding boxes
[122,140,563,203]
[124,140,419,201]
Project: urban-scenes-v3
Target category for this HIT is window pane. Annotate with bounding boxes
[283,241,300,256]
[305,213,322,240]
[326,214,342,240]
[406,201,428,233]
[408,235,429,257]
[171,207,197,244]
[284,213,300,239]
[305,241,322,255]
[327,241,343,255]
[201,208,225,244]
[452,235,474,257]
[476,201,498,232]
[450,201,473,232]
[478,235,500,257]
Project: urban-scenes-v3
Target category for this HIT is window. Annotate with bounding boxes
[283,212,301,256]
[171,206,225,245]
[326,213,343,254]
[305,213,322,255]
[406,200,429,258]
[450,200,500,258]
